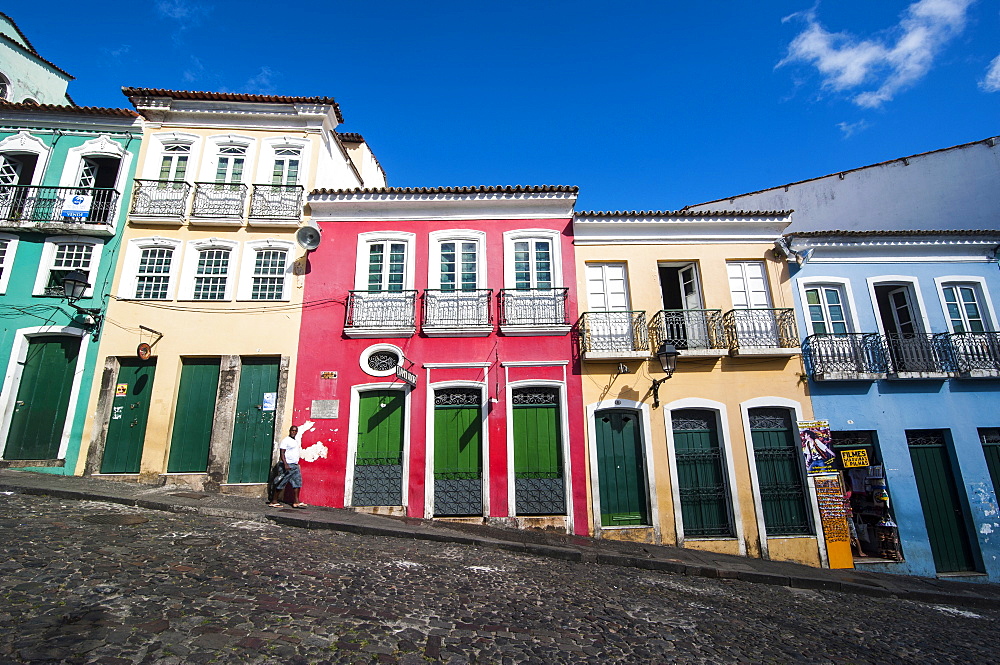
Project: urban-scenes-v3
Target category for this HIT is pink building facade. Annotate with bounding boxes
[292,186,588,534]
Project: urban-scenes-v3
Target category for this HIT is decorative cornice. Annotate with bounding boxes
[573,210,792,245]
[121,87,344,123]
[576,209,791,219]
[312,185,578,196]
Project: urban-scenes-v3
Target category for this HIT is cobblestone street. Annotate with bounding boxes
[1,492,998,664]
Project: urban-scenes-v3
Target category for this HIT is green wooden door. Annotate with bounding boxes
[908,430,977,573]
[672,409,733,537]
[167,358,221,473]
[749,408,811,535]
[354,390,405,506]
[227,357,279,484]
[595,409,649,526]
[980,428,1000,498]
[433,388,482,516]
[101,359,156,473]
[512,387,565,515]
[5,335,81,460]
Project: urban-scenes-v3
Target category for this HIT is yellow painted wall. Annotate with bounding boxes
[575,241,821,567]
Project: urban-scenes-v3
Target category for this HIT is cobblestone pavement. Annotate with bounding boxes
[2,493,998,664]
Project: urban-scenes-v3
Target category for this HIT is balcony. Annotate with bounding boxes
[802,334,889,381]
[346,290,418,338]
[0,185,119,236]
[130,179,191,220]
[498,288,571,336]
[248,184,304,225]
[579,311,649,360]
[649,309,727,358]
[190,182,248,223]
[422,289,493,337]
[943,332,1000,379]
[884,333,949,379]
[723,308,799,356]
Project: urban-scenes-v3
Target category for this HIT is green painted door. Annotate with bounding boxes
[672,409,733,537]
[512,387,565,515]
[100,359,156,473]
[354,390,405,506]
[908,430,977,573]
[595,409,649,526]
[433,389,482,516]
[749,408,812,535]
[5,335,81,460]
[227,357,279,484]
[167,358,221,473]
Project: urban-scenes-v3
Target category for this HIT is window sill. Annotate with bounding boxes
[129,215,184,226]
[345,326,416,339]
[247,217,301,228]
[187,216,244,227]
[500,324,572,337]
[729,347,800,357]
[422,326,493,337]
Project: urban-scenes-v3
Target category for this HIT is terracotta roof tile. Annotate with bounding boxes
[311,185,579,196]
[336,132,364,143]
[785,229,1000,238]
[0,11,38,54]
[121,87,344,122]
[576,209,791,218]
[0,101,137,117]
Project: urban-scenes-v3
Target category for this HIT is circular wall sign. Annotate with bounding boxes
[137,343,152,360]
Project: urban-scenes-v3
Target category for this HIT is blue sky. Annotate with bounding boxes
[12,1,999,211]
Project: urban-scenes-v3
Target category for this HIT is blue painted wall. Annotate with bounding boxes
[791,258,1000,581]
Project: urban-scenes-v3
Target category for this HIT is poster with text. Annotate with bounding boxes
[798,419,835,475]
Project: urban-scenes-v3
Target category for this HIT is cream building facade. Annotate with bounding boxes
[573,211,823,566]
[77,89,385,494]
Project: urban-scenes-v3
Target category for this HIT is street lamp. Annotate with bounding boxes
[650,342,680,408]
[61,270,103,339]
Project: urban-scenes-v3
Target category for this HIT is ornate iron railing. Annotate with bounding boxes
[649,309,726,351]
[248,184,303,220]
[723,308,798,350]
[130,179,191,218]
[346,290,418,329]
[578,311,648,353]
[802,333,889,375]
[191,182,248,218]
[422,289,492,328]
[498,288,569,326]
[884,333,948,374]
[0,185,119,225]
[942,332,1000,373]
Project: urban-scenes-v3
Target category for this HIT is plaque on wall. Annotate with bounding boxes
[311,399,340,419]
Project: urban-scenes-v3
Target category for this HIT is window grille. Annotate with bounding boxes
[749,407,812,536]
[367,350,399,372]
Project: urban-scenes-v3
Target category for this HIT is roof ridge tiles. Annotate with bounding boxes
[310,185,579,196]
[786,229,1000,238]
[121,87,345,122]
[0,32,74,80]
[0,101,137,117]
[576,209,792,217]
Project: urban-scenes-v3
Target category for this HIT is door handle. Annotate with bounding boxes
[15,401,24,406]
[130,419,138,427]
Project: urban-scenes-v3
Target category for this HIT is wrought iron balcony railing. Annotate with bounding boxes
[346,290,418,330]
[942,332,1000,375]
[130,179,191,218]
[884,333,949,374]
[578,311,648,354]
[498,288,569,326]
[248,184,304,220]
[422,289,492,328]
[802,333,889,378]
[191,182,248,218]
[0,185,119,225]
[649,309,726,351]
[723,308,799,351]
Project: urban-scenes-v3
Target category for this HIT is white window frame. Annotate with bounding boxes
[865,276,932,336]
[178,238,240,301]
[353,231,416,291]
[199,135,255,184]
[0,232,19,294]
[934,275,998,333]
[236,239,295,301]
[726,260,773,309]
[256,137,309,186]
[796,277,861,336]
[502,229,563,289]
[116,236,183,300]
[428,229,486,290]
[32,235,104,297]
[0,131,51,187]
[142,132,200,181]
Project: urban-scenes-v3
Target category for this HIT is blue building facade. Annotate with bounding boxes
[784,231,1000,581]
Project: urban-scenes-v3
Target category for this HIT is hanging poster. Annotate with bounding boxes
[798,419,836,475]
[814,473,854,569]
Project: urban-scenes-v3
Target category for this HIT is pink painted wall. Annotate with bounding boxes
[292,216,589,535]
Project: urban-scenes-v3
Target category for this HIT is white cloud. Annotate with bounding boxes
[980,54,1000,92]
[780,0,974,108]
[836,119,871,137]
[243,67,278,95]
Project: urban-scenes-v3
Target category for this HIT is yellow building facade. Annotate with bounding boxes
[76,89,385,494]
[573,211,823,566]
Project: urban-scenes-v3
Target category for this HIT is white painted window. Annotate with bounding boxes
[0,233,18,294]
[514,239,553,289]
[272,147,300,186]
[33,236,104,297]
[727,261,772,308]
[215,145,246,185]
[428,231,486,291]
[942,283,989,333]
[178,239,239,301]
[367,240,407,291]
[586,263,630,313]
[804,285,850,334]
[159,143,190,182]
[237,240,294,301]
[117,237,183,300]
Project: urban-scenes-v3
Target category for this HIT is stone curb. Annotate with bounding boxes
[3,479,1000,610]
